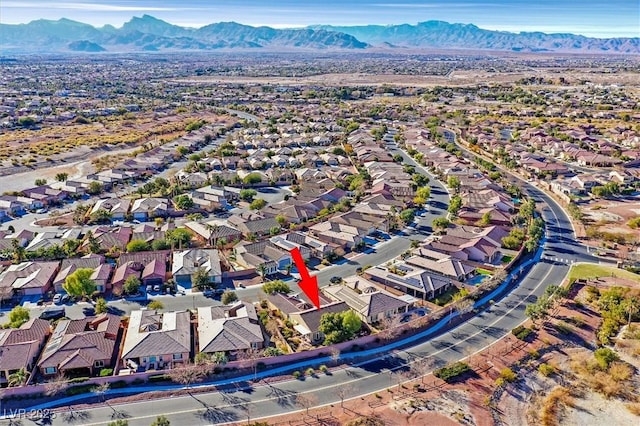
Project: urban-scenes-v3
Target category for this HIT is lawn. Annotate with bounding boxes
[432,286,468,306]
[568,263,640,283]
[476,268,493,275]
[501,255,513,263]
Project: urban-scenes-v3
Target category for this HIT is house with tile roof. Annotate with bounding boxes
[0,261,59,297]
[122,310,191,372]
[90,198,131,221]
[365,265,453,300]
[323,285,411,324]
[172,249,221,289]
[38,314,120,377]
[53,254,109,293]
[197,302,265,356]
[0,318,50,386]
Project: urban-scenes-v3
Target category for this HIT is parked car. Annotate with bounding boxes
[330,276,342,284]
[40,306,65,321]
[61,294,70,304]
[52,294,63,304]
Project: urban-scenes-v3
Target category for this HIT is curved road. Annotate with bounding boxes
[13,135,600,426]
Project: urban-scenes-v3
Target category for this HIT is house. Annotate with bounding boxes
[405,255,476,281]
[26,228,82,252]
[323,285,411,324]
[284,232,339,258]
[308,221,364,250]
[438,235,502,264]
[21,186,69,206]
[122,310,191,371]
[38,314,120,377]
[87,226,133,252]
[172,249,222,289]
[191,186,235,211]
[131,198,168,221]
[184,221,243,247]
[0,261,59,297]
[53,254,111,293]
[365,265,453,300]
[289,302,350,344]
[91,198,131,221]
[227,214,280,237]
[197,302,265,356]
[234,240,306,272]
[0,318,50,387]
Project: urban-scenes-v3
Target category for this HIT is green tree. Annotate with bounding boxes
[432,217,450,230]
[8,367,29,387]
[7,306,30,328]
[148,300,164,310]
[249,198,267,210]
[478,211,492,226]
[152,239,171,251]
[174,194,194,210]
[221,289,238,305]
[243,173,263,185]
[150,415,170,426]
[399,208,415,224]
[87,181,104,195]
[448,195,463,216]
[123,275,141,295]
[262,280,290,295]
[447,175,461,193]
[126,239,150,252]
[63,268,96,299]
[192,267,214,290]
[320,310,362,345]
[412,174,429,188]
[239,189,257,202]
[166,228,192,249]
[95,297,108,314]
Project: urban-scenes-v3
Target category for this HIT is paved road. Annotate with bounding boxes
[13,131,594,426]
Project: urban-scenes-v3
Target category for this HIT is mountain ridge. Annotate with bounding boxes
[1,15,637,54]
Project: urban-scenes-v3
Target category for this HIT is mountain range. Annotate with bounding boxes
[1,15,638,54]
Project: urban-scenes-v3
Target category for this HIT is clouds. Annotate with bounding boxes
[2,2,182,12]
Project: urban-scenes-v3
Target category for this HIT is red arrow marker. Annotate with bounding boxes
[290,247,320,310]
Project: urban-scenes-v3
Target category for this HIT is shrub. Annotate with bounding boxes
[111,380,127,389]
[500,368,517,383]
[512,325,532,341]
[292,371,301,379]
[594,347,619,369]
[132,378,146,385]
[65,384,96,396]
[305,368,315,377]
[148,374,171,383]
[529,349,541,359]
[538,363,555,377]
[68,377,90,384]
[99,368,113,377]
[434,362,471,382]
[319,365,328,373]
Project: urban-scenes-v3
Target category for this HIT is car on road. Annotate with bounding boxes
[40,306,65,321]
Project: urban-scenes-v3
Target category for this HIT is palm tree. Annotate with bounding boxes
[205,223,220,248]
[8,368,29,387]
[257,264,267,281]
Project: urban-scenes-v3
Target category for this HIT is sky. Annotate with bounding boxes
[1,0,639,38]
